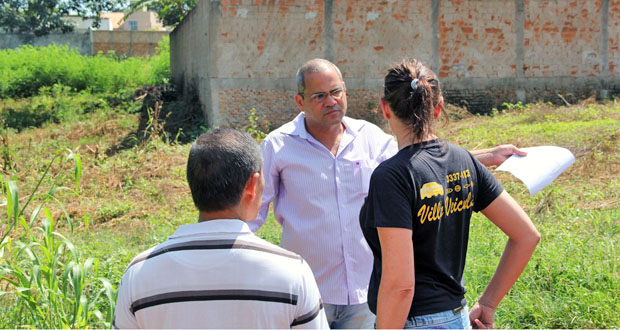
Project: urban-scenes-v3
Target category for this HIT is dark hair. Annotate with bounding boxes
[383,59,443,142]
[186,128,263,212]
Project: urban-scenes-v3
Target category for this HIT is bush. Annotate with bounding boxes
[0,42,170,99]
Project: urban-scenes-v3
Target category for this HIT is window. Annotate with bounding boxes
[128,20,138,31]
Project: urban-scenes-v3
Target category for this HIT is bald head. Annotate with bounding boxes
[296,58,343,94]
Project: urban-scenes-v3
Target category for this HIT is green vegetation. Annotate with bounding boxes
[1,45,619,328]
[445,101,620,328]
[0,40,169,99]
[1,149,115,328]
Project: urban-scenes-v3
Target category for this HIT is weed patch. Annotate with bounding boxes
[1,94,618,328]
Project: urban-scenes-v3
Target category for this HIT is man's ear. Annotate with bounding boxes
[243,172,260,201]
[380,98,391,120]
[294,94,305,112]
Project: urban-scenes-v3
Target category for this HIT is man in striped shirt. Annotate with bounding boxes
[249,58,526,329]
[114,129,328,329]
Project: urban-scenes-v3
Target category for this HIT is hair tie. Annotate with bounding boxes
[411,78,419,90]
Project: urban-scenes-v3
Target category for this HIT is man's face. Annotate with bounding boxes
[294,67,347,131]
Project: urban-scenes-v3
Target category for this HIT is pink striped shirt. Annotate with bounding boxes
[249,113,397,305]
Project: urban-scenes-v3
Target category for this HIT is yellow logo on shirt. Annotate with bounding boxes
[420,182,444,199]
[417,171,476,224]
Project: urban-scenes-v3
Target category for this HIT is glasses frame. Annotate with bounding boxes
[298,87,346,104]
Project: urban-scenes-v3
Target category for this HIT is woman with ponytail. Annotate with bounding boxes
[359,59,540,329]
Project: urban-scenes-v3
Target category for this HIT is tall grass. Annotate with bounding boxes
[0,37,170,99]
[0,149,115,328]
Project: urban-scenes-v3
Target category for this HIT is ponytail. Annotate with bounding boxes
[383,59,442,142]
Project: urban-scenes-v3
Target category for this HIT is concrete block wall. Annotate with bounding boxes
[170,0,620,130]
[0,31,92,55]
[438,0,517,78]
[93,30,168,57]
[0,30,168,58]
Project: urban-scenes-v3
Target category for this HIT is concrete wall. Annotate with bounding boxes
[1,30,168,57]
[0,31,93,55]
[171,0,620,130]
[170,1,211,125]
[93,30,168,57]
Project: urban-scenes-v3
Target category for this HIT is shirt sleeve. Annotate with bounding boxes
[376,132,398,163]
[248,137,280,232]
[291,260,329,329]
[364,164,413,229]
[113,273,139,329]
[471,154,505,212]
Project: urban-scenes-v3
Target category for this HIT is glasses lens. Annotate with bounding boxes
[311,93,327,103]
[331,89,343,99]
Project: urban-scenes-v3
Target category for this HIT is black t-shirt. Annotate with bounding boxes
[359,139,504,317]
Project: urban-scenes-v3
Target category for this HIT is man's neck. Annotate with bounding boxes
[305,120,345,156]
[198,209,243,222]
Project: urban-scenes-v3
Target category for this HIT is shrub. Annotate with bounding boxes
[0,43,170,99]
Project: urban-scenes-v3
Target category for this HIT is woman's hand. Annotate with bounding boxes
[469,301,496,329]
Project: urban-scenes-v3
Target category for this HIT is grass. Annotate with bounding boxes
[1,95,619,328]
[450,100,620,328]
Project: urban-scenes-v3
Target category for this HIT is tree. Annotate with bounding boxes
[0,0,124,36]
[127,0,196,29]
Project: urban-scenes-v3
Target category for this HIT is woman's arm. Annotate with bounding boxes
[471,191,541,329]
[470,144,527,167]
[376,227,415,329]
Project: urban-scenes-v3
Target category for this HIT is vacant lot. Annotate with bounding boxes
[1,45,618,328]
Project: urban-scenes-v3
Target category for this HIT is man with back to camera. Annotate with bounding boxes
[114,129,328,329]
[249,58,526,329]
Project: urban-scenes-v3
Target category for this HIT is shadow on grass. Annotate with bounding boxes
[105,85,207,156]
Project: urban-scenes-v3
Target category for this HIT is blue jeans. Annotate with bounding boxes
[403,305,471,329]
[324,302,376,329]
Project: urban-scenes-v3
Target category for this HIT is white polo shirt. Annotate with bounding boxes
[114,219,328,329]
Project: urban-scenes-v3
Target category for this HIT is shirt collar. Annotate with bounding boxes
[281,112,366,139]
[169,219,252,239]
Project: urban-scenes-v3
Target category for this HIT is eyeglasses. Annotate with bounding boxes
[299,87,345,104]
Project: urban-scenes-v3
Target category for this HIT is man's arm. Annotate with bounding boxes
[471,144,527,167]
[248,138,279,232]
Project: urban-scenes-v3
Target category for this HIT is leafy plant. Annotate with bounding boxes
[245,108,267,141]
[502,101,527,112]
[0,149,116,328]
[0,213,115,328]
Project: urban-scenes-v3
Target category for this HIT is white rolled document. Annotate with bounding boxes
[496,146,575,196]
